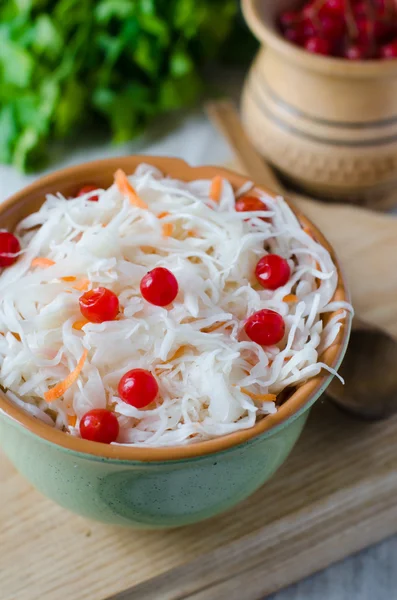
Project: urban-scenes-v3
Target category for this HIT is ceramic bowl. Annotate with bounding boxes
[0,156,350,528]
[241,0,397,205]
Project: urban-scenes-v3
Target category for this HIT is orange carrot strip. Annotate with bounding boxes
[283,294,298,303]
[31,260,85,287]
[168,345,189,362]
[186,230,197,237]
[240,388,277,402]
[114,169,148,209]
[31,257,55,268]
[203,321,226,333]
[67,415,77,427]
[209,175,223,202]
[44,349,88,403]
[72,279,90,291]
[157,211,170,219]
[155,346,192,374]
[72,319,89,331]
[162,223,174,237]
[312,261,322,289]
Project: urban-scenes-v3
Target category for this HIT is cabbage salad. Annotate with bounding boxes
[0,164,351,446]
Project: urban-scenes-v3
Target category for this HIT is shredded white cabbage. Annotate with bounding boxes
[0,164,352,446]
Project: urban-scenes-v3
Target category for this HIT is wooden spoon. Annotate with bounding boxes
[328,322,397,420]
[206,99,397,419]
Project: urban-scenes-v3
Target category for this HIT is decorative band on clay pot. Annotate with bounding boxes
[241,0,397,206]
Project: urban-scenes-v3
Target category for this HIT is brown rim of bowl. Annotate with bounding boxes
[0,156,350,462]
[242,0,397,78]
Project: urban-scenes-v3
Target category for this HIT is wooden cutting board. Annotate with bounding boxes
[2,399,397,600]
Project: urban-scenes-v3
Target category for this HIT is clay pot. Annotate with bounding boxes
[241,0,397,204]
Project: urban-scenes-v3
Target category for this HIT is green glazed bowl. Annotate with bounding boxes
[0,156,350,528]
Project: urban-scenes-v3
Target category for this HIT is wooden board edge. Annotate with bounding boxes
[105,473,397,600]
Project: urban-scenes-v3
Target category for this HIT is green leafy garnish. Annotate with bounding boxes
[0,0,239,171]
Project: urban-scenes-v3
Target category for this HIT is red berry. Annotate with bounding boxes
[235,196,268,213]
[77,185,99,202]
[279,10,301,29]
[374,20,396,42]
[353,1,367,17]
[284,26,304,45]
[245,309,285,346]
[322,0,345,15]
[356,18,374,43]
[374,0,386,12]
[302,2,316,19]
[80,409,119,444]
[302,18,317,38]
[0,232,20,267]
[118,369,159,408]
[344,44,368,59]
[255,255,291,290]
[140,267,178,307]
[79,287,119,323]
[320,15,345,40]
[304,36,332,55]
[380,39,397,58]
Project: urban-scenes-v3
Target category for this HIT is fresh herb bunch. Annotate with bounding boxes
[0,0,238,171]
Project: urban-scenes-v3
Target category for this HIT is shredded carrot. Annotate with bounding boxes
[240,388,277,402]
[157,211,170,219]
[313,261,322,288]
[72,319,89,331]
[202,321,226,333]
[171,346,187,360]
[162,223,174,237]
[44,349,88,403]
[155,346,192,376]
[114,169,148,209]
[155,346,190,369]
[72,278,90,291]
[11,332,21,341]
[30,260,86,287]
[186,230,197,237]
[245,358,257,367]
[67,414,77,427]
[31,257,55,268]
[168,345,189,362]
[209,175,223,202]
[140,245,156,253]
[283,294,298,303]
